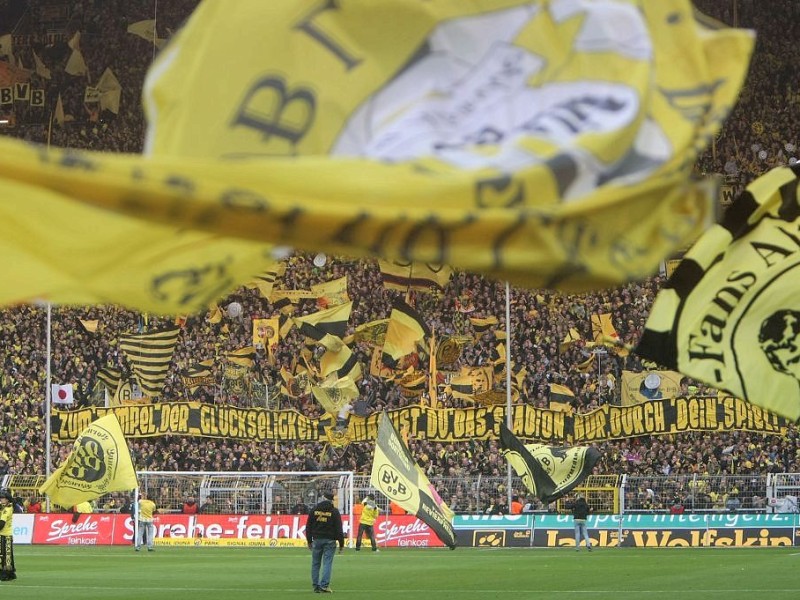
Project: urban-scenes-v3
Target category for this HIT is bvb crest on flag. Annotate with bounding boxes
[0,0,754,317]
[39,414,138,508]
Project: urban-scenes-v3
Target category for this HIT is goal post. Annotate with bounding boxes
[134,471,354,546]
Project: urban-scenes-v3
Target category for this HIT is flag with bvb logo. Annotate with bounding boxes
[0,0,753,316]
[39,414,138,508]
[370,413,456,548]
[500,422,600,503]
[637,166,800,421]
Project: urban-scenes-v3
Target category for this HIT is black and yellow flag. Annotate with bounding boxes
[280,366,311,398]
[39,414,138,508]
[448,366,493,401]
[371,413,456,548]
[0,0,753,315]
[181,359,215,392]
[118,328,179,397]
[343,318,389,346]
[294,301,353,347]
[637,166,800,420]
[95,365,121,392]
[226,346,256,368]
[620,370,683,405]
[79,318,99,333]
[548,383,576,410]
[559,328,582,354]
[252,317,280,351]
[500,422,600,503]
[575,353,596,373]
[435,335,470,370]
[312,376,359,415]
[311,276,350,307]
[378,260,452,293]
[382,299,430,368]
[469,315,498,336]
[591,313,619,342]
[245,262,286,299]
[320,344,362,381]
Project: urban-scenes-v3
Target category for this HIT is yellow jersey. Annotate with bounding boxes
[0,505,12,536]
[138,499,156,522]
[360,502,379,526]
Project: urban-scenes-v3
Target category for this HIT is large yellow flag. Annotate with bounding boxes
[39,414,138,508]
[637,167,800,421]
[0,0,753,314]
[500,422,599,503]
[371,413,456,548]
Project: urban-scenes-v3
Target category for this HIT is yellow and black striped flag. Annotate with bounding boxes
[294,301,353,347]
[95,365,121,392]
[118,328,180,397]
[549,383,576,412]
[500,422,600,503]
[378,260,452,293]
[246,262,286,299]
[381,299,430,368]
[469,315,498,336]
[371,413,456,548]
[637,166,800,420]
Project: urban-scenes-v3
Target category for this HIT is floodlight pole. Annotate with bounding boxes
[45,302,52,512]
[505,281,513,511]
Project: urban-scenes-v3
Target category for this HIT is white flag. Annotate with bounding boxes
[51,383,74,405]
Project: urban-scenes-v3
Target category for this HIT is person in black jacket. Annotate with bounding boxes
[568,493,592,551]
[306,491,345,593]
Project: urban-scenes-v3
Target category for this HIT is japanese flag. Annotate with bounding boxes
[51,383,74,405]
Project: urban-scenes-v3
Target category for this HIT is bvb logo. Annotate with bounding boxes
[378,465,412,502]
[65,437,106,482]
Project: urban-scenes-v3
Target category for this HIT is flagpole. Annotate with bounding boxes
[45,301,52,512]
[153,0,159,61]
[505,281,513,511]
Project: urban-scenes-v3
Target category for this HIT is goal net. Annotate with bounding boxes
[135,471,354,546]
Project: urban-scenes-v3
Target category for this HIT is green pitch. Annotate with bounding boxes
[7,546,799,599]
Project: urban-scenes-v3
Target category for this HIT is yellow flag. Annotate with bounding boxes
[127,19,167,49]
[500,422,599,503]
[638,167,800,420]
[252,317,279,350]
[0,0,754,315]
[39,414,138,508]
[591,313,619,342]
[79,318,99,333]
[620,370,684,405]
[311,276,350,307]
[96,67,122,114]
[371,413,456,548]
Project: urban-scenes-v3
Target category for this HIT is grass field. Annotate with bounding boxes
[5,546,799,599]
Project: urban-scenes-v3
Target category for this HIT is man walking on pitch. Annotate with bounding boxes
[355,493,380,552]
[135,490,157,552]
[568,493,592,551]
[0,491,16,581]
[306,491,344,593]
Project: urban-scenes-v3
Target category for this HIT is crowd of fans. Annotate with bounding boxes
[2,0,800,514]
